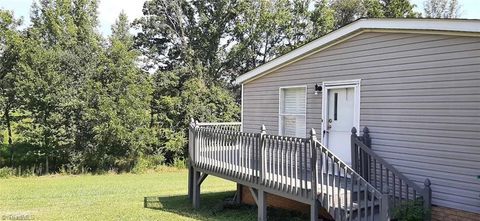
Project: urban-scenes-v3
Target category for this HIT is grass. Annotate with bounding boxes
[0,169,257,220]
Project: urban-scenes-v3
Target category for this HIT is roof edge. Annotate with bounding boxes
[235,18,480,84]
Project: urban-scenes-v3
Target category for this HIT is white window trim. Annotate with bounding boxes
[321,79,361,144]
[278,85,307,137]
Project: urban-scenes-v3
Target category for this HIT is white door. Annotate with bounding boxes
[325,87,355,165]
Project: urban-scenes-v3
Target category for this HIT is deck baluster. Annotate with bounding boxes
[310,129,319,221]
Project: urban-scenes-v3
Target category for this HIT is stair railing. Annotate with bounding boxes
[312,130,389,221]
[351,127,432,220]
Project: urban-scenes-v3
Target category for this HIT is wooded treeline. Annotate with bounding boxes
[0,0,456,174]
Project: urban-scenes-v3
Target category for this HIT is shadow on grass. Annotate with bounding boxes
[144,191,308,221]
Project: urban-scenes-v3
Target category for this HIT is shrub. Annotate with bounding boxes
[132,154,165,174]
[172,158,186,169]
[63,151,88,175]
[392,199,426,221]
[0,167,15,178]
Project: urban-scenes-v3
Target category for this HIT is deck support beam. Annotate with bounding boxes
[258,190,267,221]
[248,187,266,221]
[248,187,258,205]
[192,170,202,209]
[310,200,319,221]
[197,173,208,186]
[188,164,193,201]
[192,170,208,208]
[234,184,242,204]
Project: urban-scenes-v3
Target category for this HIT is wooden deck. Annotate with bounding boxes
[187,122,431,221]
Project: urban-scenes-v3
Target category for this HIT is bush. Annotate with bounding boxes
[392,199,426,221]
[63,151,88,175]
[132,154,165,174]
[172,158,186,169]
[20,167,36,177]
[0,167,15,178]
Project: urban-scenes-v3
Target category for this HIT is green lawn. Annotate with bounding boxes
[0,169,258,221]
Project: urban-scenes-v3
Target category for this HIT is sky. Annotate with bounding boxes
[0,0,479,36]
[0,0,147,36]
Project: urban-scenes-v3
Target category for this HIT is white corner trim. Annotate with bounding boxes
[235,18,480,84]
[241,84,244,132]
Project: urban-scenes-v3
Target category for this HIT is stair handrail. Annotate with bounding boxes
[351,127,432,220]
[313,137,383,198]
[311,130,389,220]
[351,127,424,194]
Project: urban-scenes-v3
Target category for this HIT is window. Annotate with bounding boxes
[279,87,306,138]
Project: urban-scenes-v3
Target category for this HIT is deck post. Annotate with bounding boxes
[188,164,193,201]
[235,183,242,204]
[258,189,267,221]
[310,200,319,221]
[423,179,432,221]
[362,127,371,182]
[188,118,196,201]
[260,125,266,185]
[362,127,371,147]
[192,169,201,209]
[350,127,358,173]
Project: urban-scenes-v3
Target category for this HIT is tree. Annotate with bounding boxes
[423,0,461,18]
[17,40,74,173]
[311,0,336,38]
[18,0,103,173]
[330,0,365,28]
[0,10,25,169]
[134,0,240,83]
[0,10,23,146]
[135,0,243,162]
[81,12,155,171]
[227,0,335,80]
[331,0,420,28]
[382,0,419,18]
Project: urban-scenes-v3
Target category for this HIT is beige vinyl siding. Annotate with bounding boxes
[242,32,480,213]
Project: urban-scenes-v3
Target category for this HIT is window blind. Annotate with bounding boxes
[280,87,306,137]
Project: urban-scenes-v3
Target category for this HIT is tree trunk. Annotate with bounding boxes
[43,112,50,174]
[4,106,13,166]
[149,101,155,128]
[45,155,49,175]
[5,106,12,145]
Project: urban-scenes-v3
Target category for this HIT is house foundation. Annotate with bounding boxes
[240,185,332,220]
[431,206,480,221]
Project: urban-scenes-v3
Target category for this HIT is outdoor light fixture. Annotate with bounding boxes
[314,83,322,95]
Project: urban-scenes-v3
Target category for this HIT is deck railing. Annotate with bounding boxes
[351,127,432,220]
[196,121,242,131]
[189,121,392,220]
